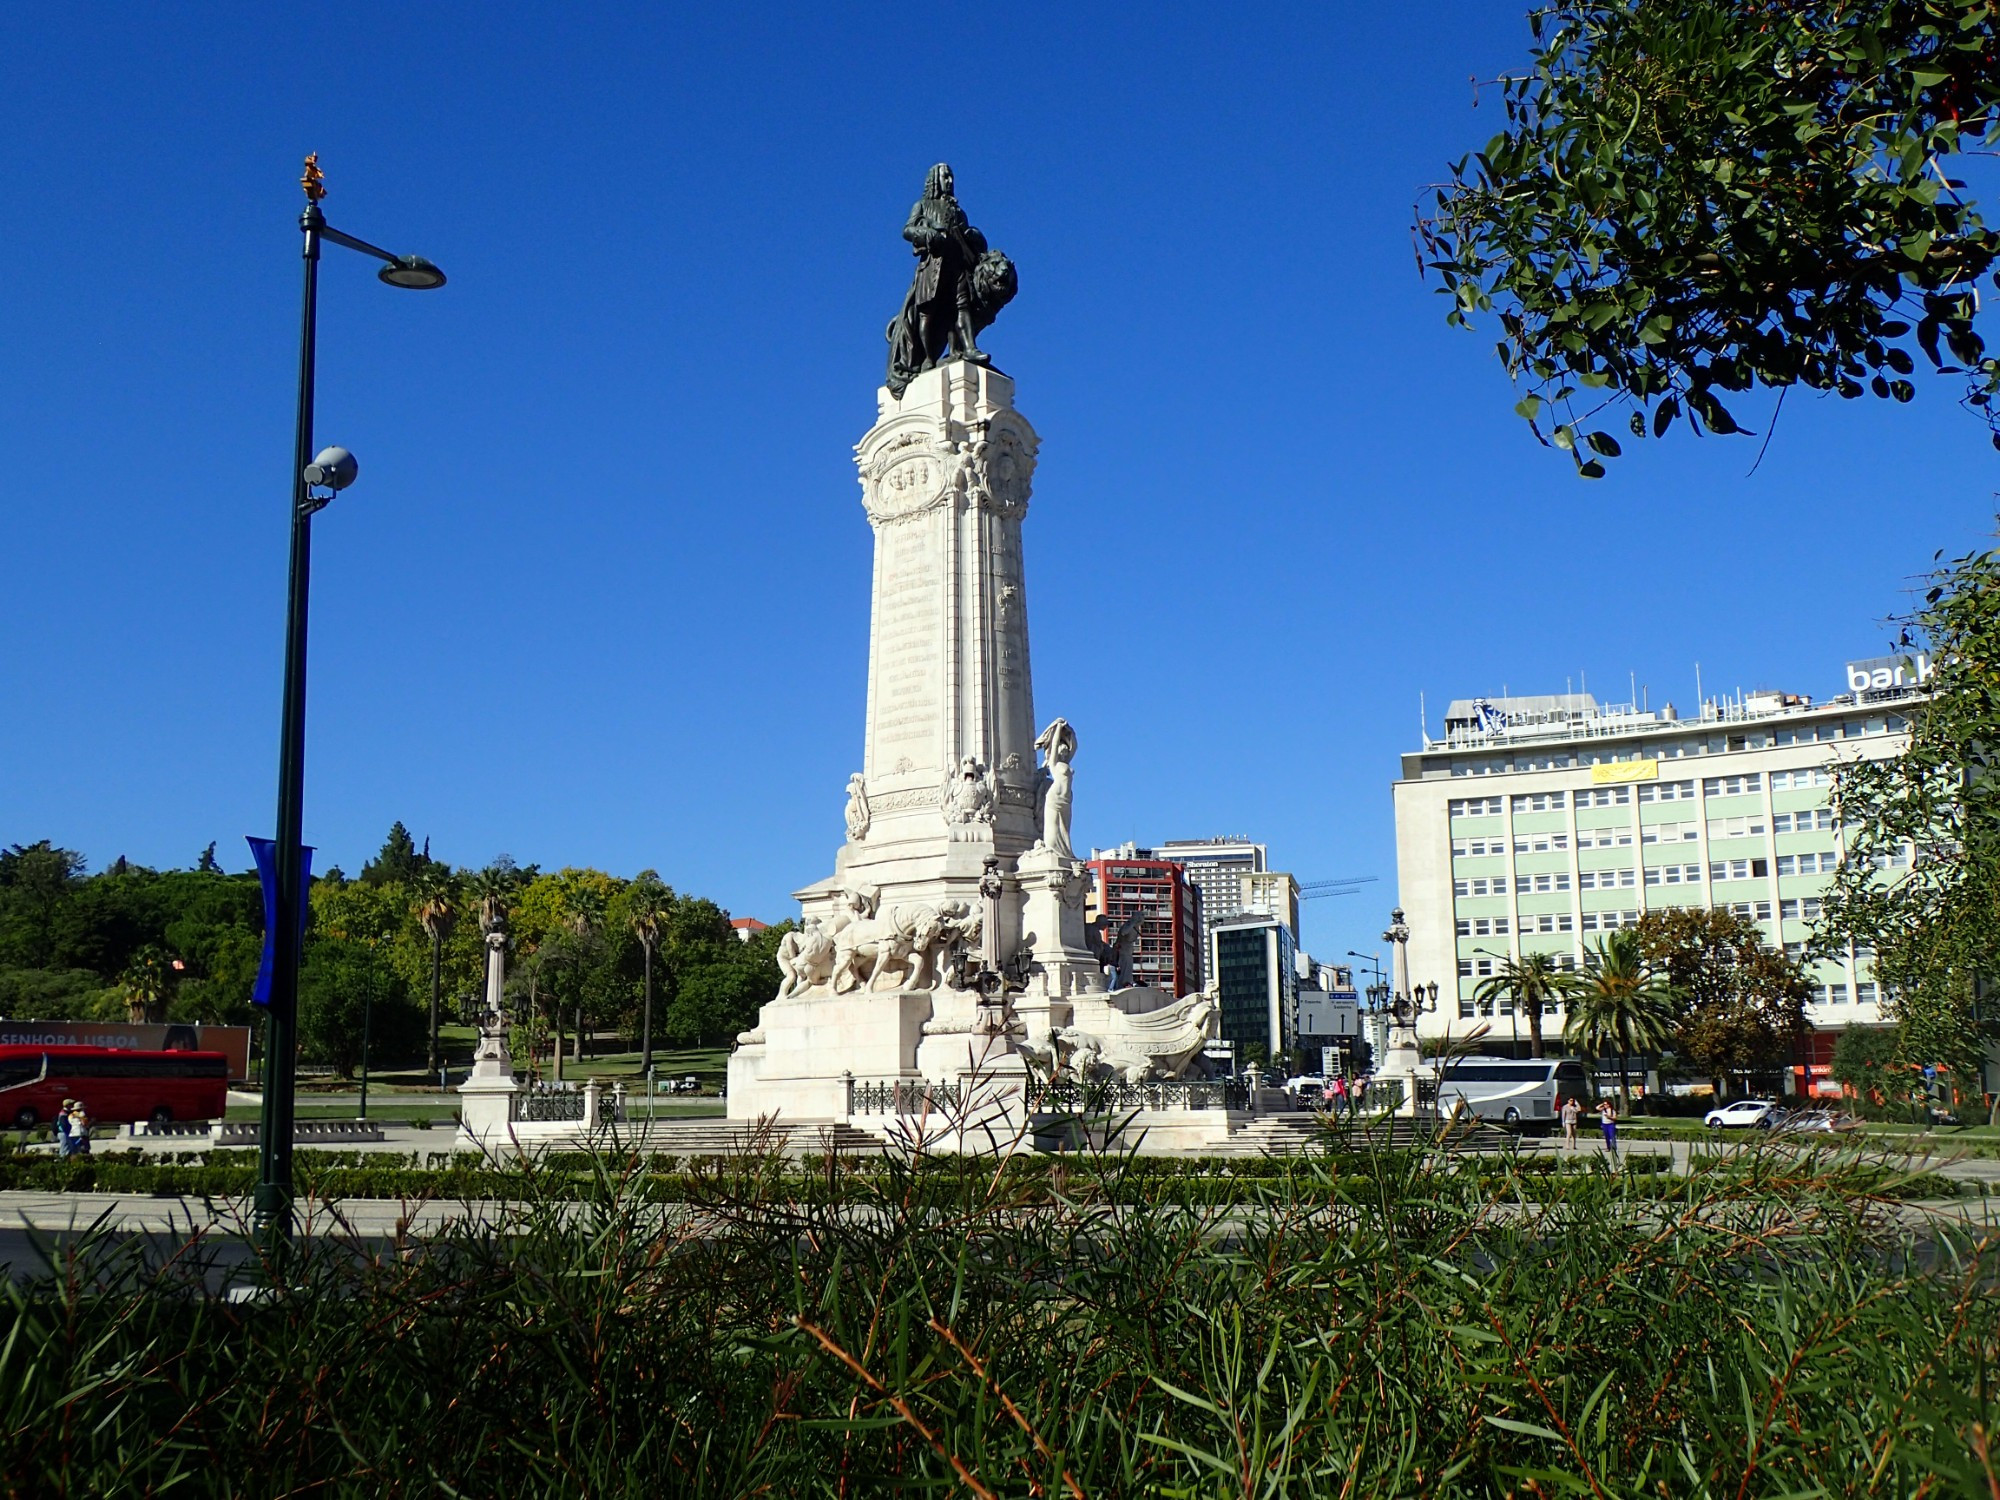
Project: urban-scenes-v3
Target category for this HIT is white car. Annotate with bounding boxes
[1704,1098,1780,1130]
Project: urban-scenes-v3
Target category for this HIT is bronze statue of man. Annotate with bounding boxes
[885,164,1017,397]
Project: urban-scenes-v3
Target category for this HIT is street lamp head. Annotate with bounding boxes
[303,446,358,491]
[378,254,446,290]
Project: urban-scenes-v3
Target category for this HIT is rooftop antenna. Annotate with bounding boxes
[1695,661,1704,714]
[1420,690,1428,742]
[1630,669,1637,707]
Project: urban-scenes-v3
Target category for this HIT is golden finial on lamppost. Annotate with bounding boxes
[300,153,326,203]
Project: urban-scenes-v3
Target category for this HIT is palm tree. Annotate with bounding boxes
[628,871,670,1076]
[560,885,607,1064]
[467,860,519,937]
[1564,930,1677,1110]
[411,865,460,1076]
[1472,951,1573,1058]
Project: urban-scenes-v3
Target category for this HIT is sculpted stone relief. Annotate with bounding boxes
[844,773,871,841]
[940,755,997,828]
[773,882,983,1002]
[1050,993,1219,1083]
[859,419,1038,530]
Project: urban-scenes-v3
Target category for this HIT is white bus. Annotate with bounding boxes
[1435,1056,1594,1128]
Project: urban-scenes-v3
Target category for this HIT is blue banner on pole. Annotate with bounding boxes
[247,836,314,1008]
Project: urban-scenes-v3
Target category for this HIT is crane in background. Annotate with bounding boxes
[1298,875,1378,901]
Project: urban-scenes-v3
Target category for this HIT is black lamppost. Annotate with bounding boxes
[256,155,444,1249]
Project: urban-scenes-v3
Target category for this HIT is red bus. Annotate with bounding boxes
[0,1045,230,1129]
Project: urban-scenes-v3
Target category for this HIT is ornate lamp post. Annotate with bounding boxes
[256,155,444,1250]
[1378,908,1439,1115]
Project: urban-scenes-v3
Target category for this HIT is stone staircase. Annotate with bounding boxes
[1197,1112,1525,1159]
[610,1118,884,1158]
[1329,1115,1523,1155]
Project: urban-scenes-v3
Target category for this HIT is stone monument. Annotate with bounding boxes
[728,168,1216,1132]
[458,922,520,1143]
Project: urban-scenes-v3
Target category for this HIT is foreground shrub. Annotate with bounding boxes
[0,1142,1994,1496]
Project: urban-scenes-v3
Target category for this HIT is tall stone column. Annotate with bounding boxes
[803,360,1042,925]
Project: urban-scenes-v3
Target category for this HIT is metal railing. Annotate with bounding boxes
[1030,1077,1249,1113]
[850,1080,964,1117]
[514,1086,586,1122]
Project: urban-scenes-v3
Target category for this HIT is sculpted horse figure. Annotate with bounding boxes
[832,901,980,994]
[776,884,878,999]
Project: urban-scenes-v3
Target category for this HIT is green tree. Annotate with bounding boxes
[1420,0,2000,474]
[627,870,670,1073]
[1471,951,1572,1058]
[1830,1022,1899,1104]
[1821,544,2000,1120]
[297,937,421,1078]
[196,842,220,874]
[0,841,87,969]
[1565,930,1678,1108]
[410,864,461,1075]
[360,822,428,887]
[1633,907,1811,1091]
[118,945,174,1024]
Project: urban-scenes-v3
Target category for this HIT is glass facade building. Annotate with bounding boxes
[1211,916,1297,1062]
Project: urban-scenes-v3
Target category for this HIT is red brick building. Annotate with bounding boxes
[1087,847,1204,996]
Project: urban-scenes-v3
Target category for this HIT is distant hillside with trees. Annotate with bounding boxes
[0,827,784,1075]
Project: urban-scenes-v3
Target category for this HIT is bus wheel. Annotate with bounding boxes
[1502,1107,1522,1126]
[148,1106,174,1127]
[13,1106,37,1129]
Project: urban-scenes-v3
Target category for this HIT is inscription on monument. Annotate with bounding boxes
[871,512,941,770]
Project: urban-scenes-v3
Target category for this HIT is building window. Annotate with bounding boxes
[1701,773,1764,797]
[1771,767,1833,790]
[1511,832,1570,853]
[1637,781,1697,803]
[1855,982,1878,1004]
[1448,796,1505,817]
[1574,786,1632,807]
[1580,910,1639,932]
[1772,809,1835,834]
[1514,873,1572,893]
[1643,863,1702,886]
[1577,868,1636,890]
[1779,897,1825,921]
[1726,900,1774,923]
[1510,791,1567,813]
[1706,815,1767,839]
[1576,828,1633,849]
[1642,820,1700,844]
[1775,852,1839,877]
[1451,836,1507,857]
[1708,857,1769,882]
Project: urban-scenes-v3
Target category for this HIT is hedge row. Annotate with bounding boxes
[0,1147,1965,1204]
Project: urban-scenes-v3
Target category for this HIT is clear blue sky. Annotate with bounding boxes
[2,5,1992,964]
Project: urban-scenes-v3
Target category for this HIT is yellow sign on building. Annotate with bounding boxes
[1591,759,1660,784]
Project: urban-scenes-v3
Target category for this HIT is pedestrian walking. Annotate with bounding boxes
[52,1099,73,1156]
[1560,1094,1580,1149]
[1596,1097,1618,1156]
[1330,1073,1349,1120]
[67,1101,92,1156]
